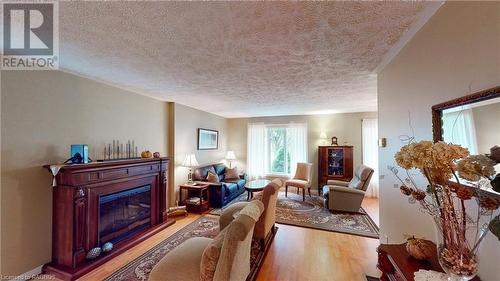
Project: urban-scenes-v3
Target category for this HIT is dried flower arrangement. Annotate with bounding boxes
[389,141,500,280]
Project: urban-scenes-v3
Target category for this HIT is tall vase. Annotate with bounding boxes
[433,219,486,281]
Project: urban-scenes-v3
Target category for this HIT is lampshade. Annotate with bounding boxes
[226,151,236,160]
[319,132,327,139]
[182,154,199,167]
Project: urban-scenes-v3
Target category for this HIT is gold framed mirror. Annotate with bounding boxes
[432,86,500,143]
[432,86,500,198]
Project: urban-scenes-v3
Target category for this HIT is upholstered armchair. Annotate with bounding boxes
[285,163,313,201]
[149,200,264,281]
[220,178,282,248]
[322,165,374,212]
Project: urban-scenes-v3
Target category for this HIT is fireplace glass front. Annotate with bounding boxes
[99,184,151,245]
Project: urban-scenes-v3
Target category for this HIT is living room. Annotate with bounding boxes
[1,2,499,281]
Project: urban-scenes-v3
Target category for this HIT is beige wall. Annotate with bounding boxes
[378,2,500,280]
[172,103,228,205]
[227,112,377,190]
[473,102,500,154]
[0,71,169,276]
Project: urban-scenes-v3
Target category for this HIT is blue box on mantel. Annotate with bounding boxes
[71,144,89,164]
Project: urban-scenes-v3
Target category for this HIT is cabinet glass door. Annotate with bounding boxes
[327,148,344,177]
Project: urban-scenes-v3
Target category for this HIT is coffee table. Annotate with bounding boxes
[245,179,271,200]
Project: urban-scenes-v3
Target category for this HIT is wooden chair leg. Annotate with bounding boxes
[308,188,311,197]
[302,188,305,201]
[285,185,288,197]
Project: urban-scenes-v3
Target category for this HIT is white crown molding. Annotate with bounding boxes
[373,1,444,74]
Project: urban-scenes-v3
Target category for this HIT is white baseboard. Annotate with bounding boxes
[6,265,43,280]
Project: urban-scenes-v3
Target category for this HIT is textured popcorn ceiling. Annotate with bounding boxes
[59,1,433,117]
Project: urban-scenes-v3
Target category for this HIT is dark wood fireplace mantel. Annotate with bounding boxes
[43,157,173,280]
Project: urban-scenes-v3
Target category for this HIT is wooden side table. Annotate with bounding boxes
[377,243,480,281]
[179,183,210,213]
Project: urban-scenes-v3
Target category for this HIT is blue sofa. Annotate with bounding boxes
[192,163,246,208]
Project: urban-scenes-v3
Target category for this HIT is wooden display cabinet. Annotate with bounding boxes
[318,146,354,192]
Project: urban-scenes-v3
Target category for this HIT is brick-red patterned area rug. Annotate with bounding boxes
[104,216,263,281]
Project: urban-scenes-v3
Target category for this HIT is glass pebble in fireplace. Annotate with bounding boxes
[328,148,344,177]
[99,185,151,245]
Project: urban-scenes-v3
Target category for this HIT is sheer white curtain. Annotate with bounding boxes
[247,123,268,179]
[287,123,308,176]
[247,122,307,178]
[362,118,379,198]
[442,109,478,155]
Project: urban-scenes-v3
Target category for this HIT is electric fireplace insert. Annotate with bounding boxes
[98,184,152,245]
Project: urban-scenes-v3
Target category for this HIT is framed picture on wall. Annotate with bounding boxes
[198,128,219,150]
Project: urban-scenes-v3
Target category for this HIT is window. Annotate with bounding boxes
[362,118,379,198]
[247,123,307,179]
[267,127,291,174]
[442,109,478,155]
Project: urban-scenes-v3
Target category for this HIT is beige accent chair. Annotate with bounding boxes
[285,163,313,201]
[149,200,264,281]
[221,178,282,249]
[322,164,374,212]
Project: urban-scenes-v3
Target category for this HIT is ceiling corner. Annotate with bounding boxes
[373,1,445,74]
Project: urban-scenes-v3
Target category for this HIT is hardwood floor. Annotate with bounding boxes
[256,197,380,281]
[41,197,380,281]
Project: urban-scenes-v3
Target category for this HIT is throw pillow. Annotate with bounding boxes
[200,227,227,281]
[224,167,239,180]
[206,171,220,183]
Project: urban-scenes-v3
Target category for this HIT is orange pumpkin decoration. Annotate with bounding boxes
[406,238,434,260]
[141,150,153,158]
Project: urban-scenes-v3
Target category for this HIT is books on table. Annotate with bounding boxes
[186,197,201,205]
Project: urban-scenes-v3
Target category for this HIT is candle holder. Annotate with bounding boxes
[98,139,141,162]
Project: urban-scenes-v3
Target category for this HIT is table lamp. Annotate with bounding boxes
[182,154,199,183]
[319,132,328,145]
[226,151,236,168]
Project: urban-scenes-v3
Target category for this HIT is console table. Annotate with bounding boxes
[377,243,480,281]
